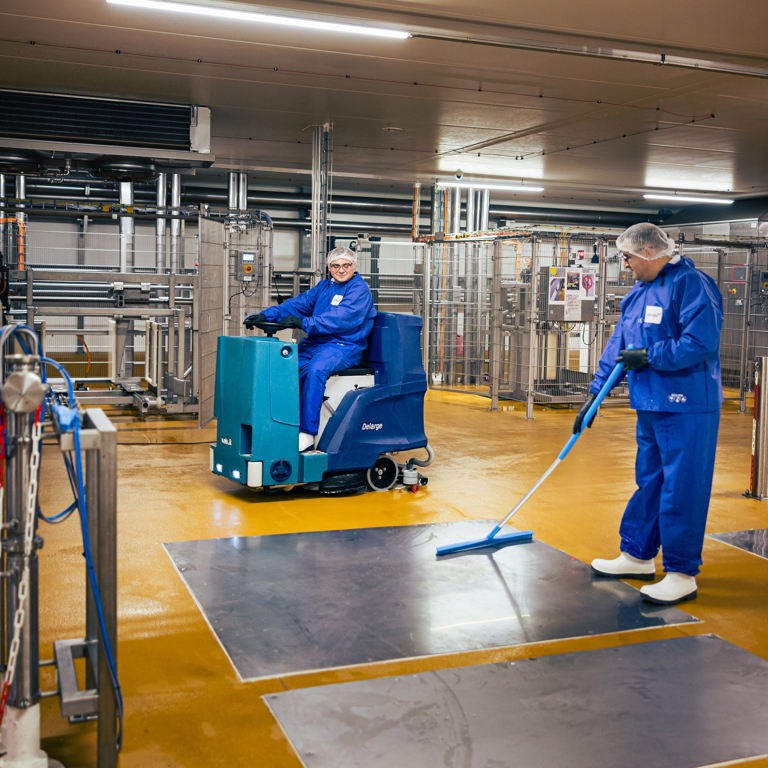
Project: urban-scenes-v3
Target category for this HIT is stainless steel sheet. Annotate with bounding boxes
[164,521,697,681]
[708,528,768,560]
[265,635,768,768]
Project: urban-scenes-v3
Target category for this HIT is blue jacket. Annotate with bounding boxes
[591,256,723,412]
[262,273,376,353]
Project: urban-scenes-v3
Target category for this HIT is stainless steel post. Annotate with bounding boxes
[83,409,118,768]
[170,173,181,274]
[422,243,431,378]
[594,239,608,374]
[526,237,540,419]
[489,238,503,410]
[748,358,768,499]
[155,172,167,274]
[739,249,755,413]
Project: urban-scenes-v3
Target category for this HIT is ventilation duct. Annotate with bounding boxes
[0,89,209,152]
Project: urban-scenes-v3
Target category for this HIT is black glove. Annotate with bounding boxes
[616,348,648,371]
[573,392,598,434]
[281,315,305,330]
[244,312,266,329]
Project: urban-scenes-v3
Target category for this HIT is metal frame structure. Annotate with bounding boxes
[53,408,119,767]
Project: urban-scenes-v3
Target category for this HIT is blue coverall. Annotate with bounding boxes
[261,273,376,435]
[591,256,723,575]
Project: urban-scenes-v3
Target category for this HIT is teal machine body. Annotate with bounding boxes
[211,312,431,492]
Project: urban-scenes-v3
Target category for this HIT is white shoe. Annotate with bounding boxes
[298,432,315,452]
[640,572,697,605]
[591,552,656,580]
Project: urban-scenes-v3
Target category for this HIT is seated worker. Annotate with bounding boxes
[244,246,376,452]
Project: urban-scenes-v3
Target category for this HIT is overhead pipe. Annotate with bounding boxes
[19,181,662,226]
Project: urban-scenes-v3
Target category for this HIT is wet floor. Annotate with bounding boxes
[33,392,768,767]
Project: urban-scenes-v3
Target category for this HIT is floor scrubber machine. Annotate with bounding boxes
[211,312,433,494]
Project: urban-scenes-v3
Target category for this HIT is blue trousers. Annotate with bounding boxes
[620,409,720,576]
[298,342,361,435]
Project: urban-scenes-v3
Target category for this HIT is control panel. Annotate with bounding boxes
[238,250,256,282]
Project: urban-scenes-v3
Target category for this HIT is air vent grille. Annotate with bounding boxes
[0,90,191,150]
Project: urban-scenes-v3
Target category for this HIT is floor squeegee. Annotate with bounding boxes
[436,358,626,556]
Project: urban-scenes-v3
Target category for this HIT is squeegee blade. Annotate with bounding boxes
[436,529,534,556]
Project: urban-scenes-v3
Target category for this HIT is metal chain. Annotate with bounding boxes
[0,408,43,723]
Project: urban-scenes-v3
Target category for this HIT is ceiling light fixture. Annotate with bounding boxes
[437,182,544,193]
[106,0,411,39]
[643,194,734,205]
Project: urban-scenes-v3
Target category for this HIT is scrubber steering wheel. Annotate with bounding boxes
[250,319,294,337]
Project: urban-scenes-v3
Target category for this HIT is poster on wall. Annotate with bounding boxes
[564,269,581,320]
[581,272,595,298]
[549,276,565,303]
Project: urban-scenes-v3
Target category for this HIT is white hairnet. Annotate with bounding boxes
[327,246,357,267]
[616,222,676,261]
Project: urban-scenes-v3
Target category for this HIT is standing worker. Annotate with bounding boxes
[244,246,376,452]
[573,222,723,605]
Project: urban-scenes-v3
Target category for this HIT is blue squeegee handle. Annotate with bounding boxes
[557,358,626,461]
[486,356,627,540]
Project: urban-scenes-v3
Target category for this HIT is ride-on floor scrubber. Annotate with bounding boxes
[211,312,433,494]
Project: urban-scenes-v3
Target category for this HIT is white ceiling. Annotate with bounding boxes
[2,0,768,210]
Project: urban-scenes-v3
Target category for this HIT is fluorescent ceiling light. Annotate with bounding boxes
[644,194,734,205]
[106,0,411,38]
[437,182,544,193]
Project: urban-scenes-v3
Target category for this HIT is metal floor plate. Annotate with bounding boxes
[707,528,768,561]
[265,635,768,768]
[164,520,697,681]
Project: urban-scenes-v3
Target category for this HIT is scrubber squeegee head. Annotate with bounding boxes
[436,358,626,556]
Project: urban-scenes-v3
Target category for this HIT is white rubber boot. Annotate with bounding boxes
[298,432,315,452]
[640,572,697,605]
[591,552,656,580]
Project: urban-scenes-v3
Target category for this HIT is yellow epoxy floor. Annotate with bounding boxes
[32,391,768,767]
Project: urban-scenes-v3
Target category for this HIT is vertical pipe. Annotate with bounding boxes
[479,189,490,231]
[227,171,238,212]
[411,183,421,240]
[5,409,40,709]
[238,172,249,212]
[310,124,331,287]
[526,237,540,419]
[170,173,181,274]
[0,173,5,265]
[453,187,462,234]
[15,175,26,270]
[119,181,133,273]
[466,189,475,234]
[155,172,167,274]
